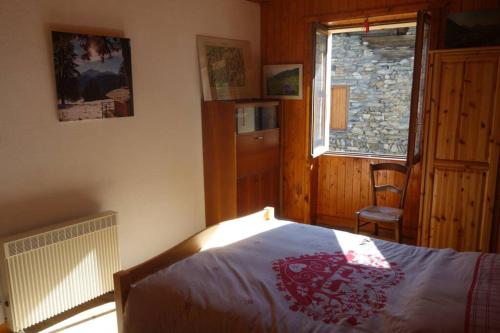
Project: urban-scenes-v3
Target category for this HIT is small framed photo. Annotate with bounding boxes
[263,64,303,100]
[197,35,257,101]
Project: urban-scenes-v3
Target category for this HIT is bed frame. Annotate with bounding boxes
[113,207,275,333]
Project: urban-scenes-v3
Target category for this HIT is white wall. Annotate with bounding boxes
[0,0,260,323]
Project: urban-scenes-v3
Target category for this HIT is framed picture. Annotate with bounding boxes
[445,10,500,49]
[197,35,257,101]
[51,31,134,122]
[263,64,303,100]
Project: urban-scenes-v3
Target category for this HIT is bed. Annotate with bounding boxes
[114,208,499,333]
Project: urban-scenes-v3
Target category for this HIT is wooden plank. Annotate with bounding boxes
[330,86,349,130]
[331,157,339,216]
[336,158,346,217]
[344,157,354,219]
[458,59,497,162]
[434,61,464,161]
[316,156,326,214]
[352,158,362,214]
[361,158,371,209]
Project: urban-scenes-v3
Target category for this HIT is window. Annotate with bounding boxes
[311,12,430,164]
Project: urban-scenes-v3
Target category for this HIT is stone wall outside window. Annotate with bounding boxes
[330,28,416,156]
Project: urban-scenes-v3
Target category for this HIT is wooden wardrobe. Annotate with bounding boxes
[419,47,500,252]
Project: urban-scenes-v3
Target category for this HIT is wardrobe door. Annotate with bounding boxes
[420,48,500,252]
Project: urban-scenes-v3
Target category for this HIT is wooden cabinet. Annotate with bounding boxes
[419,47,500,252]
[202,100,281,226]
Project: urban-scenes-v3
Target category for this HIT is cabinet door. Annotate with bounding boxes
[236,129,280,216]
[420,48,500,251]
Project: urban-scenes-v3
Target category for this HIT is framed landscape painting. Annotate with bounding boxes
[197,35,257,101]
[51,31,134,121]
[263,64,303,100]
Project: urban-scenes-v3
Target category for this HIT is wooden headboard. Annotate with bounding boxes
[113,207,275,333]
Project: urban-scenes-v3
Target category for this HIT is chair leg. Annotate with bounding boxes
[355,214,360,234]
[395,221,402,243]
[374,222,379,236]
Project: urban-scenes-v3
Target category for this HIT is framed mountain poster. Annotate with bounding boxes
[51,31,134,121]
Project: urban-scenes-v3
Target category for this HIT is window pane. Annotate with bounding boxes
[329,27,416,157]
[311,26,330,157]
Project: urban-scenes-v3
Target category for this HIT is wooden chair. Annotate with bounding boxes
[355,163,411,243]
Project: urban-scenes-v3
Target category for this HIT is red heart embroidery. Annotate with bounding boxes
[273,251,404,325]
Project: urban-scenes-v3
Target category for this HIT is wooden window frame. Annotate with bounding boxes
[310,12,430,162]
[310,23,332,158]
[407,11,431,166]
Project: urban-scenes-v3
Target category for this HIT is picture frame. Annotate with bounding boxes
[51,31,134,122]
[196,35,257,101]
[263,64,303,100]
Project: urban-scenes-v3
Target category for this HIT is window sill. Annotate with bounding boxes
[323,151,407,162]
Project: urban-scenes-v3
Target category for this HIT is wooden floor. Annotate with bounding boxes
[0,324,9,333]
[0,294,117,333]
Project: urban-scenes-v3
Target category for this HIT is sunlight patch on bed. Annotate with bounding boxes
[333,230,390,268]
[201,212,292,251]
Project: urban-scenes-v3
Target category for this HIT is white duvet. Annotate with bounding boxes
[124,217,491,333]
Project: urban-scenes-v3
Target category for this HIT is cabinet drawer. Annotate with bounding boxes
[237,128,279,156]
[237,128,280,178]
[237,148,280,177]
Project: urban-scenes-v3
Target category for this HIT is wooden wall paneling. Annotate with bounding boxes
[263,0,310,222]
[305,0,428,18]
[261,0,500,228]
[316,155,421,240]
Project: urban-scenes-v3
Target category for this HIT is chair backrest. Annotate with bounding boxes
[369,163,411,209]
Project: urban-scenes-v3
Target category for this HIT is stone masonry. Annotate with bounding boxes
[330,28,416,156]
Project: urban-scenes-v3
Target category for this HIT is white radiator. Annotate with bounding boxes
[0,211,120,332]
